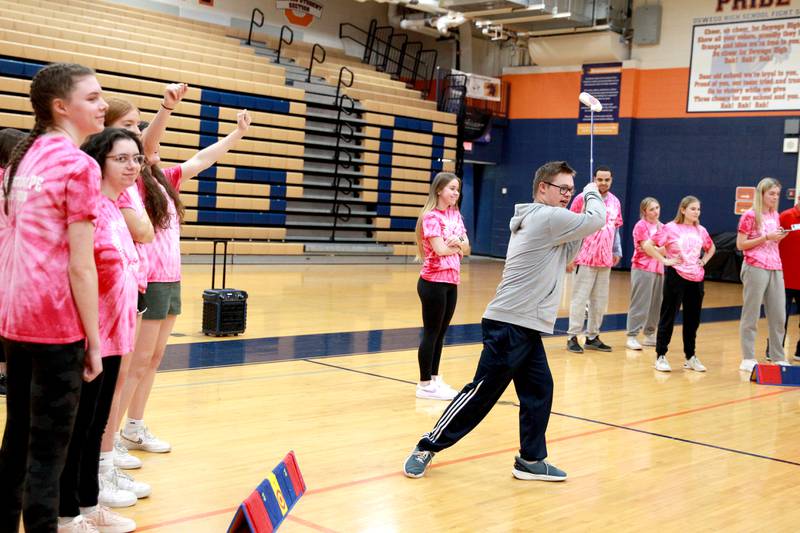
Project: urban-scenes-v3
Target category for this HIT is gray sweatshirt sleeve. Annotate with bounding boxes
[548,190,606,245]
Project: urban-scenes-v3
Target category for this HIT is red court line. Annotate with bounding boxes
[625,388,794,427]
[135,387,797,530]
[136,509,335,532]
[306,426,619,497]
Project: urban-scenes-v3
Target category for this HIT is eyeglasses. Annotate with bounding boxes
[106,154,146,166]
[543,181,575,196]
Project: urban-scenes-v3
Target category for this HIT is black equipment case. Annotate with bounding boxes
[202,240,248,336]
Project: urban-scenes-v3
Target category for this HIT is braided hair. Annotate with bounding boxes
[3,63,95,213]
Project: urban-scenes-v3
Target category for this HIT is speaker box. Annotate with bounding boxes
[201,240,248,337]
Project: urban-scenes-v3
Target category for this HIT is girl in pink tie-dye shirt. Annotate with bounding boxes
[118,96,252,455]
[625,197,665,350]
[0,62,106,532]
[643,196,715,373]
[414,172,469,401]
[0,128,25,397]
[736,177,788,372]
[56,128,146,530]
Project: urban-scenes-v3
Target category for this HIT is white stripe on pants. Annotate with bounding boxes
[740,263,786,361]
[567,265,611,337]
[626,269,664,337]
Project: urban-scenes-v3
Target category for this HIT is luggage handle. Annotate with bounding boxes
[211,239,229,289]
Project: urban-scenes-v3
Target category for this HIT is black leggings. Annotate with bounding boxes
[417,278,458,382]
[60,355,122,517]
[656,267,704,359]
[0,338,85,533]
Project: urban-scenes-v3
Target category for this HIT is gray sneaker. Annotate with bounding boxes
[584,336,612,352]
[403,447,435,478]
[566,336,584,354]
[512,456,567,481]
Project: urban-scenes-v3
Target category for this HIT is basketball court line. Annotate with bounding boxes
[133,379,797,531]
[134,358,799,531]
[136,512,338,532]
[304,358,800,466]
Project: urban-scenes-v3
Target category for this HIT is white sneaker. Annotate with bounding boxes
[113,439,141,470]
[654,356,671,372]
[433,376,459,397]
[641,334,657,347]
[97,472,137,508]
[58,516,100,533]
[625,337,643,350]
[739,359,757,373]
[120,426,171,453]
[415,382,456,400]
[101,467,151,499]
[684,356,707,372]
[82,506,136,533]
[775,360,791,367]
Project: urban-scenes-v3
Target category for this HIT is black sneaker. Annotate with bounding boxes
[566,336,583,353]
[584,336,612,352]
[794,341,800,361]
[0,373,6,396]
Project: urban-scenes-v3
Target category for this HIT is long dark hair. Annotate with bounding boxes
[3,63,95,213]
[144,163,185,229]
[0,128,25,168]
[81,127,143,172]
[100,100,179,229]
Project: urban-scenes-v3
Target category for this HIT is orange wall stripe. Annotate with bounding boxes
[504,67,800,120]
[505,71,581,120]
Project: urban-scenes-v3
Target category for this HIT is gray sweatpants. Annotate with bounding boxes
[568,265,611,338]
[626,269,664,337]
[740,263,786,361]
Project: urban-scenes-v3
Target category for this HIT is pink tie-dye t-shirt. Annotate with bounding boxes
[570,191,623,267]
[631,219,664,274]
[96,195,140,357]
[737,209,783,271]
[0,135,101,344]
[139,165,182,283]
[651,222,713,282]
[118,183,149,293]
[420,207,467,285]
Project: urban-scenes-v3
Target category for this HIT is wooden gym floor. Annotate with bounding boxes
[3,261,800,531]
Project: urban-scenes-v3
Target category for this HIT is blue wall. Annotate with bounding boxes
[473,116,797,261]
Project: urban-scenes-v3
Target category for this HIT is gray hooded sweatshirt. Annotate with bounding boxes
[483,187,606,333]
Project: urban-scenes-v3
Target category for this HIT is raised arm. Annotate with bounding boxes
[142,83,188,162]
[178,110,251,185]
[549,183,606,245]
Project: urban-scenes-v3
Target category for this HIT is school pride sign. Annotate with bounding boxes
[577,63,622,135]
[688,17,800,112]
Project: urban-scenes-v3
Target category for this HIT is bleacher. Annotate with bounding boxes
[0,0,458,257]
